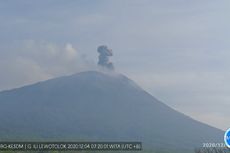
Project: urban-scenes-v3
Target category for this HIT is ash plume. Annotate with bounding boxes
[97,45,114,70]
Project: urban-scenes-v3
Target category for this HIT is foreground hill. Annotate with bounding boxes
[0,71,224,151]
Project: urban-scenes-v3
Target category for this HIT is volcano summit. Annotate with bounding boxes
[0,71,224,151]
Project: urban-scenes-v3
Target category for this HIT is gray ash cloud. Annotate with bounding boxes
[97,45,114,70]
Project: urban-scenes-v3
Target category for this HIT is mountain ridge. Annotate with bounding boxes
[0,71,224,151]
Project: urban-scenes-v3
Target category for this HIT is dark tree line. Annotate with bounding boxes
[195,147,230,153]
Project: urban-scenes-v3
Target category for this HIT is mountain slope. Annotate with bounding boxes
[0,71,224,150]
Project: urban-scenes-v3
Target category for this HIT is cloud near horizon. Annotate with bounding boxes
[0,40,95,91]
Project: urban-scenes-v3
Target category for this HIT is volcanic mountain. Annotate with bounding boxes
[0,71,224,151]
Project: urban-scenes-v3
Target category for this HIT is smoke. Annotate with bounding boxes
[97,45,114,70]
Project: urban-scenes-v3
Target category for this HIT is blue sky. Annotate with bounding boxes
[0,0,229,130]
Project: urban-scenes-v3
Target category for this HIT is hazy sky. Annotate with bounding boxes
[0,0,229,130]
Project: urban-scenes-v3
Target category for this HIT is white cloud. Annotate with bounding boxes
[64,43,78,61]
[21,40,95,74]
[0,40,96,91]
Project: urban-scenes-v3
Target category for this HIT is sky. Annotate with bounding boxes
[0,0,229,130]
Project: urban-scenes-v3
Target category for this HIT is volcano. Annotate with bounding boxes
[0,71,224,151]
